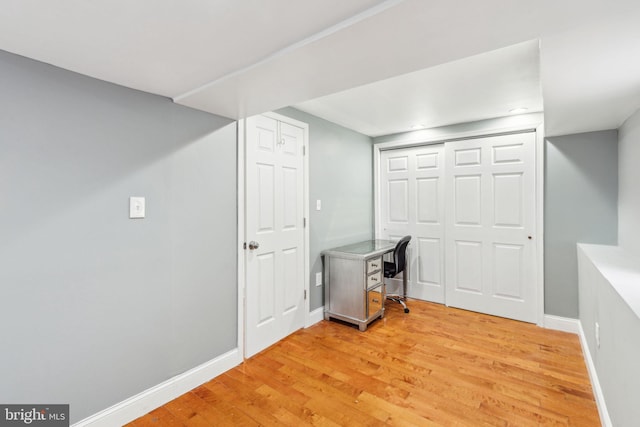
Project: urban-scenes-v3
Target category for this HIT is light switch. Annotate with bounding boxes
[315,272,322,287]
[316,200,322,211]
[129,197,145,219]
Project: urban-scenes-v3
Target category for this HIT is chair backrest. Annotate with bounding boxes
[393,235,412,274]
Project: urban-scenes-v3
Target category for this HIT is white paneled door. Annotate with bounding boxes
[245,114,306,358]
[445,132,536,322]
[379,144,446,303]
[378,132,537,323]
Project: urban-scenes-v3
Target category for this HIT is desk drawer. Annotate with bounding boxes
[367,271,382,288]
[367,257,382,274]
[367,285,383,317]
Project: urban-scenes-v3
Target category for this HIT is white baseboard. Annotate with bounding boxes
[73,348,242,427]
[306,306,324,327]
[577,323,612,427]
[543,314,580,334]
[540,315,611,426]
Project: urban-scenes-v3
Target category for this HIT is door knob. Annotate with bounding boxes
[248,241,260,250]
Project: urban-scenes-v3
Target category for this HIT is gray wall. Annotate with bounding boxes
[0,51,237,423]
[276,107,374,310]
[618,107,640,257]
[544,130,618,317]
[578,244,640,427]
[575,107,640,427]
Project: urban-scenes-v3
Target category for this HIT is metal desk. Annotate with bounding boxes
[322,239,397,331]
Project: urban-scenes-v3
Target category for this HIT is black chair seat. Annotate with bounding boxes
[384,235,412,313]
[383,261,396,277]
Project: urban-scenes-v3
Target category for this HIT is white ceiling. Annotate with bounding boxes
[1,0,639,137]
[295,40,543,137]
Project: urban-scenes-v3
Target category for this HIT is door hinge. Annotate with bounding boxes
[303,145,306,155]
[303,217,307,227]
[304,289,307,300]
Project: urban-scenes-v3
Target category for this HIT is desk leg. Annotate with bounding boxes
[402,265,410,313]
[402,265,407,299]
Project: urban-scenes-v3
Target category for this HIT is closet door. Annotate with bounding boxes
[379,144,446,303]
[445,132,536,323]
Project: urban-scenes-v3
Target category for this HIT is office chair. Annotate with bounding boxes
[384,235,412,313]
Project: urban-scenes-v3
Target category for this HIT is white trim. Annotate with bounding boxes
[542,314,580,334]
[72,349,242,427]
[237,119,246,358]
[578,322,612,427]
[544,316,612,426]
[535,122,545,327]
[373,115,545,323]
[303,123,311,326]
[373,143,382,238]
[374,113,544,151]
[306,306,325,327]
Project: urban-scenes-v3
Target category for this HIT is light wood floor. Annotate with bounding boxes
[128,300,600,426]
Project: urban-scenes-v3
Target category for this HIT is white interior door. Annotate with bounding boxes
[245,114,305,358]
[445,132,536,322]
[379,144,446,303]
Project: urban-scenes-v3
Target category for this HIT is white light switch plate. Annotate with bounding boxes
[129,197,145,219]
[315,272,322,287]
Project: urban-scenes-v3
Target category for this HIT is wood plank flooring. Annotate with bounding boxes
[127,300,600,426]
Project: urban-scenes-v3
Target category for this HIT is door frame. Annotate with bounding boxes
[373,113,545,326]
[237,112,310,359]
